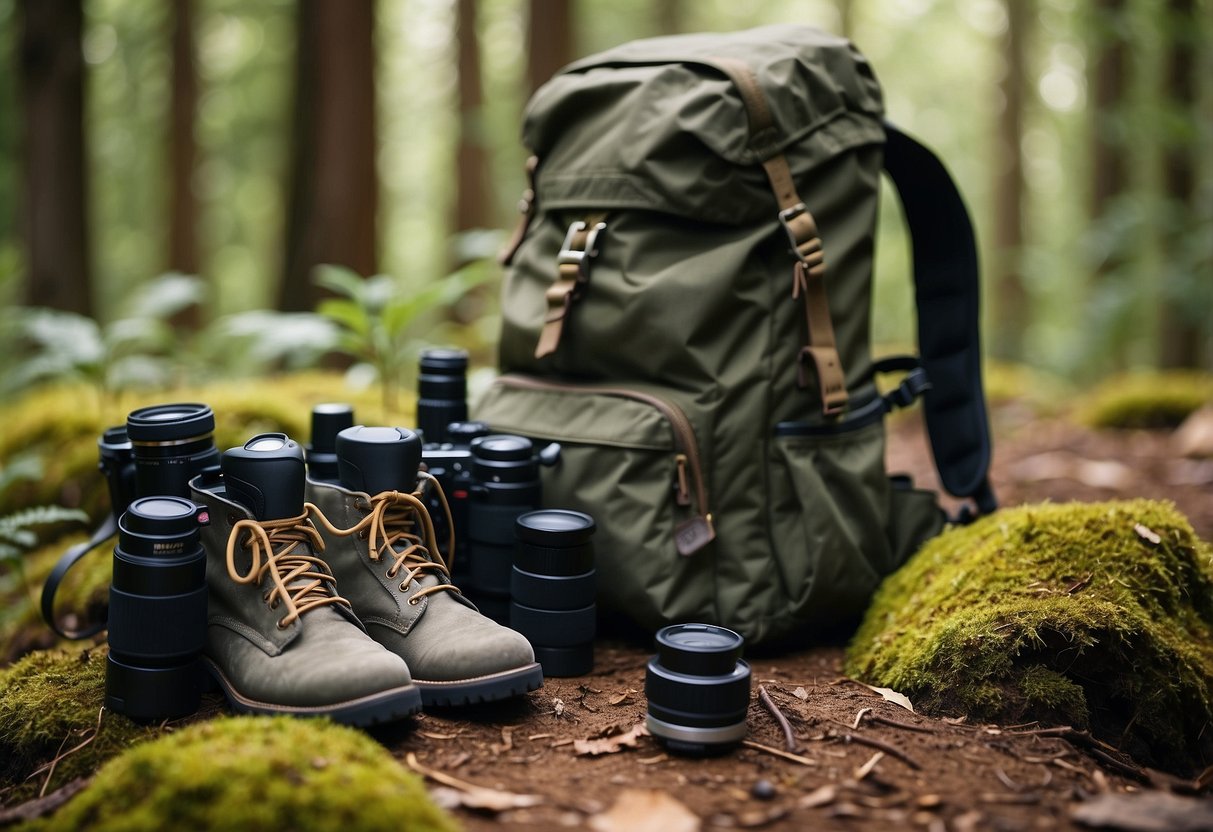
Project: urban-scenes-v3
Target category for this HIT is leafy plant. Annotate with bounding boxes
[314,260,495,411]
[0,454,88,605]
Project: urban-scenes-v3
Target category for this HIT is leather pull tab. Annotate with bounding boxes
[675,515,715,556]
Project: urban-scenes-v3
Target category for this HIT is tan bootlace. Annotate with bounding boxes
[309,473,459,605]
[225,511,351,628]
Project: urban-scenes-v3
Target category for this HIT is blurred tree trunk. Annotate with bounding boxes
[17,0,92,316]
[654,0,683,35]
[281,0,377,312]
[455,0,491,239]
[990,0,1030,361]
[1088,0,1131,369]
[527,0,573,95]
[1157,0,1203,368]
[167,0,201,328]
[836,0,856,40]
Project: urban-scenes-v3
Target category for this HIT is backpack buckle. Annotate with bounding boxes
[778,204,824,269]
[557,220,607,284]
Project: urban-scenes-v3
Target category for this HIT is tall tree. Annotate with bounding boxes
[167,0,199,278]
[1157,0,1204,368]
[990,0,1030,361]
[17,0,92,316]
[527,0,573,95]
[281,0,377,312]
[654,0,683,36]
[454,0,492,238]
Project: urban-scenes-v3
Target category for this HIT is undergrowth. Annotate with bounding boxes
[1077,371,1213,430]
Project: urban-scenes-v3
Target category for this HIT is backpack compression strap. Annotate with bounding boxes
[882,122,997,517]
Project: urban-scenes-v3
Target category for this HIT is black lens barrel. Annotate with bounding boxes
[105,496,208,722]
[306,403,355,482]
[509,510,596,677]
[417,348,469,445]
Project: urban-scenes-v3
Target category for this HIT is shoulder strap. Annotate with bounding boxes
[41,514,117,640]
[881,122,997,517]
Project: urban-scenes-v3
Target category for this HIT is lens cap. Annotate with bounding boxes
[446,421,492,443]
[126,403,215,443]
[472,435,532,461]
[655,624,745,677]
[336,426,422,494]
[122,497,203,537]
[222,433,306,520]
[515,510,595,548]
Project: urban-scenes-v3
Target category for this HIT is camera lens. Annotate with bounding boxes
[336,426,422,495]
[465,435,543,623]
[417,348,468,445]
[98,427,136,520]
[306,403,354,482]
[126,403,219,499]
[645,623,751,755]
[510,510,596,677]
[105,496,209,722]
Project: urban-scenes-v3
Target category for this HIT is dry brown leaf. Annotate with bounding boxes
[1175,405,1213,459]
[792,686,809,701]
[1071,792,1213,831]
[609,691,630,705]
[1134,523,1162,545]
[862,684,915,712]
[589,788,700,832]
[574,722,649,756]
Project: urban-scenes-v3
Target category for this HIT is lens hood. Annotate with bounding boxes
[515,509,595,548]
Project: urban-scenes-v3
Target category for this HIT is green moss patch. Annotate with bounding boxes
[1077,371,1213,430]
[28,716,459,832]
[845,500,1213,773]
[0,645,157,804]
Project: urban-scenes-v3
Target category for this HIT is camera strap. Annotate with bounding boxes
[41,514,118,640]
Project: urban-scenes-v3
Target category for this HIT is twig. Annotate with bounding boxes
[1006,726,1147,782]
[741,739,818,767]
[0,777,90,824]
[758,685,799,753]
[29,707,104,798]
[995,767,1020,791]
[858,711,936,734]
[839,732,922,771]
[852,707,872,730]
[853,751,884,781]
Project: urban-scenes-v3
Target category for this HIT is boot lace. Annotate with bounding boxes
[309,472,459,605]
[225,512,351,628]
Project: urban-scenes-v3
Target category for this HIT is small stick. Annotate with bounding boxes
[1006,726,1147,782]
[742,739,818,767]
[863,712,935,734]
[759,685,799,753]
[840,733,922,771]
[852,707,872,730]
[854,751,884,781]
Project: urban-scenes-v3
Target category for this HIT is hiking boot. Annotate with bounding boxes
[190,433,422,726]
[306,426,543,706]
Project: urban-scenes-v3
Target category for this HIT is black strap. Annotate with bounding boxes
[41,514,116,640]
[881,122,997,518]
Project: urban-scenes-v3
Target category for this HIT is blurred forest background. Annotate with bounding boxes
[0,0,1209,401]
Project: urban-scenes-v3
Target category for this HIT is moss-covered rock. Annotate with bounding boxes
[0,645,159,804]
[1077,371,1213,430]
[25,716,460,832]
[845,500,1213,773]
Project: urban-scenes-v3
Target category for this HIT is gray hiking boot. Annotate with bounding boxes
[306,426,543,707]
[190,433,422,726]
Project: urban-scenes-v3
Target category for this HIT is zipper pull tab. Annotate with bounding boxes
[675,514,715,556]
[673,454,691,506]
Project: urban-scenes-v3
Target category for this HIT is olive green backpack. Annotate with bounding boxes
[475,24,997,644]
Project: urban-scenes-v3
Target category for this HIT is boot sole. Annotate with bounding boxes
[415,662,544,707]
[203,658,423,727]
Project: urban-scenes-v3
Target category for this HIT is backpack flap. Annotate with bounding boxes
[882,123,997,517]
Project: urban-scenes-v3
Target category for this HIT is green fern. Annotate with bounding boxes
[0,506,89,565]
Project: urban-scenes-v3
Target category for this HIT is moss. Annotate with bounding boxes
[1077,371,1213,430]
[25,716,460,832]
[0,645,158,804]
[983,360,1072,414]
[845,500,1213,773]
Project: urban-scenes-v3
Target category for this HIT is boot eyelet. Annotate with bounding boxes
[358,531,368,540]
[407,596,419,605]
[276,619,288,630]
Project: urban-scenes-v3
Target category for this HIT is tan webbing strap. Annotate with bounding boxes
[499,156,539,266]
[535,214,607,359]
[704,56,848,416]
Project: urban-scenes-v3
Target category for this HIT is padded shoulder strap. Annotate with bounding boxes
[882,122,997,516]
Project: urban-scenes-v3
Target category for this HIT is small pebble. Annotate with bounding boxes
[751,779,776,800]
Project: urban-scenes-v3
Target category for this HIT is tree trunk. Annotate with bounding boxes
[836,0,856,41]
[654,0,683,36]
[167,0,201,329]
[527,0,573,96]
[991,0,1030,361]
[1157,0,1204,368]
[281,0,377,312]
[17,0,92,316]
[454,0,492,237]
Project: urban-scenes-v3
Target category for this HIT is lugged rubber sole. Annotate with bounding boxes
[415,662,544,707]
[203,658,423,727]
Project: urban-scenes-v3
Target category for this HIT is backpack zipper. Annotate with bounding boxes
[494,374,716,556]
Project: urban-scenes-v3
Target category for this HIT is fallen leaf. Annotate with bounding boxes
[589,788,700,832]
[1071,791,1213,832]
[1074,459,1134,490]
[792,687,809,701]
[1134,523,1162,545]
[862,684,915,712]
[609,691,630,706]
[574,722,649,756]
[1175,405,1213,459]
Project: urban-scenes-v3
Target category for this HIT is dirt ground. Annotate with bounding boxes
[365,408,1213,832]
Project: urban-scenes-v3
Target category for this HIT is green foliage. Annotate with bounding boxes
[1076,370,1213,429]
[0,506,89,566]
[314,262,493,411]
[845,500,1213,773]
[27,715,460,832]
[0,644,159,805]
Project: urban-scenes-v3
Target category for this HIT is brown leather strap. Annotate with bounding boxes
[499,156,539,266]
[535,215,607,359]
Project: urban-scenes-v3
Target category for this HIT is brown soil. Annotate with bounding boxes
[372,409,1213,831]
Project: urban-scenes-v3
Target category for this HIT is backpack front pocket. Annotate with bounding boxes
[475,375,717,629]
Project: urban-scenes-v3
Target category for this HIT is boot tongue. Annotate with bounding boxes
[222,433,306,521]
[336,427,422,495]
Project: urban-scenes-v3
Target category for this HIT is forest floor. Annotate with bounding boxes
[368,403,1213,832]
